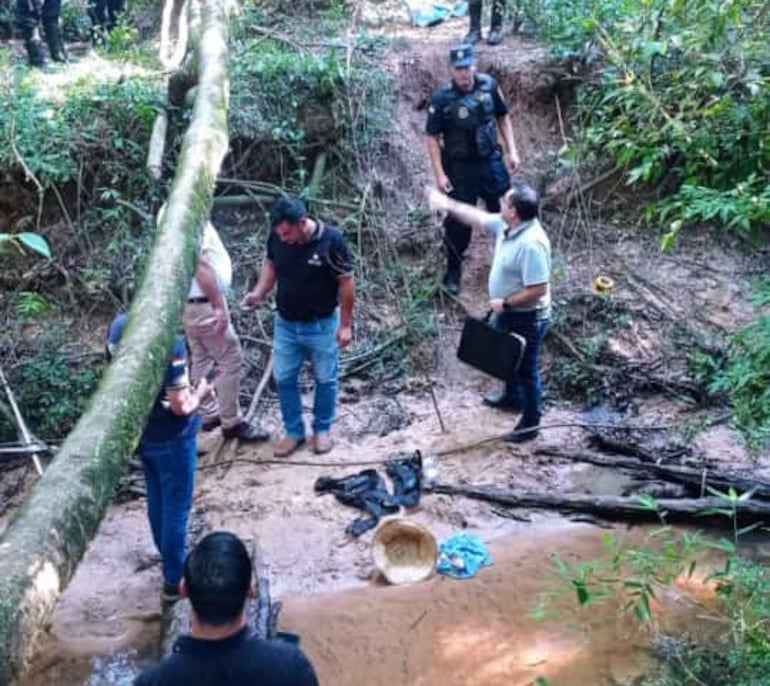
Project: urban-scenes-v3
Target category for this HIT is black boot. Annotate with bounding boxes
[442,264,461,296]
[482,390,521,412]
[43,21,68,63]
[465,2,482,44]
[505,415,540,443]
[487,0,504,45]
[25,38,47,67]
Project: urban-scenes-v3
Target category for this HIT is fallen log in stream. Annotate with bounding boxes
[535,445,770,500]
[433,483,770,523]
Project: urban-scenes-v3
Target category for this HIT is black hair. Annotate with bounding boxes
[270,196,308,227]
[505,182,540,221]
[183,531,252,626]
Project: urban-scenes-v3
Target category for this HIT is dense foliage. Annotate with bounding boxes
[526,0,770,241]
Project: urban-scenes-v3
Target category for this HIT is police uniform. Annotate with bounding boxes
[466,0,506,46]
[426,68,511,283]
[16,0,66,66]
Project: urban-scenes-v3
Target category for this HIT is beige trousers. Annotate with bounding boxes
[182,300,243,430]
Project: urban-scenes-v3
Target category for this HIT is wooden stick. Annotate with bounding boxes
[244,353,274,425]
[0,366,43,476]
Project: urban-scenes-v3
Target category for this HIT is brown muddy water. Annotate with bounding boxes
[23,522,725,686]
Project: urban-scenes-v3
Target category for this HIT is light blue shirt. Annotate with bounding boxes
[484,217,551,316]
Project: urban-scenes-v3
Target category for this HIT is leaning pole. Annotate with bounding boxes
[0,1,230,682]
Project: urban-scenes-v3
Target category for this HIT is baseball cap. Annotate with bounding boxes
[450,44,476,68]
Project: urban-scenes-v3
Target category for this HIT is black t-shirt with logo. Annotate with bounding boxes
[267,220,353,321]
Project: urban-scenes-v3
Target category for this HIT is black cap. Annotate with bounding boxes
[450,43,475,67]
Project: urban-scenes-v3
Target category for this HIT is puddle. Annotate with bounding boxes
[26,523,721,686]
[25,649,156,686]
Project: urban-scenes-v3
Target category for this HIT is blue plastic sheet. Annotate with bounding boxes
[407,0,468,27]
[437,532,494,579]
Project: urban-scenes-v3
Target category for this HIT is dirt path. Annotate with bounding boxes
[22,14,769,686]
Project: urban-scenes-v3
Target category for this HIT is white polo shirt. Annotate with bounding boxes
[484,217,551,317]
[188,222,233,298]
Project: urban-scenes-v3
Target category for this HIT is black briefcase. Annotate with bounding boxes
[457,315,527,382]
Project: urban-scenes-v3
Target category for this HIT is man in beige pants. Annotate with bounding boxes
[183,222,269,443]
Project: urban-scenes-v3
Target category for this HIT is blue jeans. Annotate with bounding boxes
[492,311,549,426]
[139,430,197,586]
[274,310,340,439]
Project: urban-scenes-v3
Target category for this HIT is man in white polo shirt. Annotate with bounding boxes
[183,221,269,443]
[428,181,551,442]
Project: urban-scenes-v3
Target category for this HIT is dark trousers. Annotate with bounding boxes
[444,155,510,271]
[139,432,197,587]
[90,0,127,30]
[492,310,548,426]
[16,0,61,32]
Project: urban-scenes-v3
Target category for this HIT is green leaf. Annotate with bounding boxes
[16,233,52,259]
[736,522,763,537]
[707,538,736,554]
[660,230,678,253]
[636,494,660,511]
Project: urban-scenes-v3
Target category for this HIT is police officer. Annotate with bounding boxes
[16,0,67,66]
[466,0,505,45]
[425,44,520,294]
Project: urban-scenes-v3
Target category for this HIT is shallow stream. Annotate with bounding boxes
[24,522,726,686]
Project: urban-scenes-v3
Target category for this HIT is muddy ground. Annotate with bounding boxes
[7,12,770,686]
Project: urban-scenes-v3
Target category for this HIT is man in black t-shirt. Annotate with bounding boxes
[242,196,355,458]
[133,532,319,686]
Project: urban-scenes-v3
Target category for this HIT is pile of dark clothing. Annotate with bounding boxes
[314,452,422,536]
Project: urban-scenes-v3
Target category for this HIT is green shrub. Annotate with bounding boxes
[702,316,770,454]
[15,334,103,440]
[525,0,770,239]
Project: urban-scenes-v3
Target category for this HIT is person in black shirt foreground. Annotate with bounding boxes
[242,196,355,458]
[134,531,319,686]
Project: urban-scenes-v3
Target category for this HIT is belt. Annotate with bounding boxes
[187,297,209,304]
[282,311,333,323]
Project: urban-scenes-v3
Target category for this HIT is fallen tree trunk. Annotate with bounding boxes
[433,483,770,523]
[535,446,770,500]
[0,1,230,682]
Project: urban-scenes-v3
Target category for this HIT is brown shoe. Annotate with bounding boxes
[274,436,305,458]
[312,433,334,455]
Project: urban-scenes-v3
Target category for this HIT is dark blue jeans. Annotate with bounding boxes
[273,310,340,439]
[492,310,549,426]
[444,156,510,270]
[139,431,197,587]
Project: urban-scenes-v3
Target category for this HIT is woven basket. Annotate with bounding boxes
[372,518,438,585]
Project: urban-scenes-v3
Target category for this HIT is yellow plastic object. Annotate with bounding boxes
[594,275,615,294]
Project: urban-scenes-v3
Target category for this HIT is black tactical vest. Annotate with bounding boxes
[440,74,500,161]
